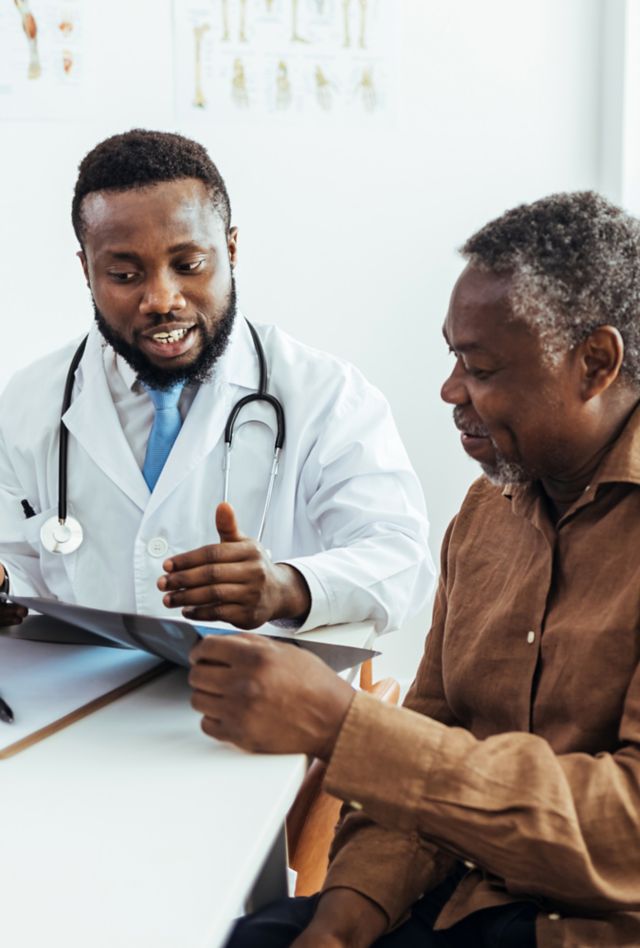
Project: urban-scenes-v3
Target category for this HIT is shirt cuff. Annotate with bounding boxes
[276,557,333,632]
[324,691,446,832]
[322,697,455,926]
[269,616,304,631]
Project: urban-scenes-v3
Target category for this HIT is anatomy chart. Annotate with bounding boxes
[0,1,88,119]
[174,0,397,120]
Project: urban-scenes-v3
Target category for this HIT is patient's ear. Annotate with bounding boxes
[578,326,624,400]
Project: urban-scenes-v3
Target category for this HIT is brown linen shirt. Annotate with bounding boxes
[322,406,640,948]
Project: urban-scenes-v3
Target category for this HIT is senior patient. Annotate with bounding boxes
[189,192,640,948]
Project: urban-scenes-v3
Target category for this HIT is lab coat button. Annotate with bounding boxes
[526,630,536,644]
[147,537,169,558]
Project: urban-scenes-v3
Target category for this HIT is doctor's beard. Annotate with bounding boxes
[92,277,237,391]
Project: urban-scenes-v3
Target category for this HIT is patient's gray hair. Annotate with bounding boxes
[462,192,640,384]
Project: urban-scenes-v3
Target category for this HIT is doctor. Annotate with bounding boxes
[0,128,432,633]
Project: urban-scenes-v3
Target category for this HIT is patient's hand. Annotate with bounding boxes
[0,565,27,627]
[290,889,388,948]
[189,632,354,757]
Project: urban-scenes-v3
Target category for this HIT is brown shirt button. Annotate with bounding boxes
[548,912,561,920]
[526,630,536,644]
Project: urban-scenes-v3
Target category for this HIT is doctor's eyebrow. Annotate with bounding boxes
[167,241,213,254]
[103,242,214,261]
[104,251,142,262]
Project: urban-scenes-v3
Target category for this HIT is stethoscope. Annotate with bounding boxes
[40,319,286,555]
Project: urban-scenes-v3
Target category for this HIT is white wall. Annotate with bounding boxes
[605,0,640,216]
[1,0,605,679]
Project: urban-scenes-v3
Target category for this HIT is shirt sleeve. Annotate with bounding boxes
[278,369,434,634]
[324,629,640,915]
[321,522,460,926]
[323,508,640,918]
[322,505,640,915]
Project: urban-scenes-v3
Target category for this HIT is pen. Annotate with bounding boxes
[0,695,14,724]
[21,499,36,519]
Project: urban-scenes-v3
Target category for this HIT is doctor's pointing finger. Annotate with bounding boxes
[157,502,311,628]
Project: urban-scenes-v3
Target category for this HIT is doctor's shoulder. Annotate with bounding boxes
[0,337,83,442]
[258,323,391,420]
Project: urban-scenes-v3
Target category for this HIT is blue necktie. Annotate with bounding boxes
[142,383,184,491]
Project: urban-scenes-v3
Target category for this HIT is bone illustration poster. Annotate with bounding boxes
[0,1,89,120]
[174,0,398,121]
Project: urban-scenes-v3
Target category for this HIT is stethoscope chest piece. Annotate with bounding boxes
[40,515,83,555]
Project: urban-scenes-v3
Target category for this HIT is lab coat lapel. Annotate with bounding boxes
[62,331,150,512]
[143,316,267,517]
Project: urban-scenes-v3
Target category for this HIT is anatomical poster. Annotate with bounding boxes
[173,0,398,121]
[0,1,89,120]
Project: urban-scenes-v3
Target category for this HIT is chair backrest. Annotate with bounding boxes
[286,659,401,896]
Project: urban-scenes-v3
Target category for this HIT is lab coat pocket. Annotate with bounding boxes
[23,506,78,598]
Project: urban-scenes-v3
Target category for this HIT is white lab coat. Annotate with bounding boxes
[0,318,434,633]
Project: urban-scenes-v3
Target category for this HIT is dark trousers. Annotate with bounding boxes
[226,880,537,947]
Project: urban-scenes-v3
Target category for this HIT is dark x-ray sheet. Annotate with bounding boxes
[5,596,378,672]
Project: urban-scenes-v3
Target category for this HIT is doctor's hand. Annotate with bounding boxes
[189,632,354,757]
[0,565,28,627]
[158,503,311,628]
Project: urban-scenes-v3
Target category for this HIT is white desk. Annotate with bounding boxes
[0,621,376,948]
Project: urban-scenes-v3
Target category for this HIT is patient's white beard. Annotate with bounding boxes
[480,451,531,487]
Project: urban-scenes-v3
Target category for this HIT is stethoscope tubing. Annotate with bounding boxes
[58,334,88,524]
[45,318,285,553]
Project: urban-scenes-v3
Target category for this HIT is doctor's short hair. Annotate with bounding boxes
[71,128,231,242]
[461,191,640,386]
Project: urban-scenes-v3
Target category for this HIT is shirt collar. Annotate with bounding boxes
[115,352,138,392]
[502,399,640,517]
[220,313,264,390]
[591,400,640,487]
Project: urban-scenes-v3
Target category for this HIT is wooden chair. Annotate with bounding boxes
[286,659,401,896]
